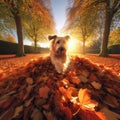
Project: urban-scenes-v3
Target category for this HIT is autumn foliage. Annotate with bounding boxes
[0,56,120,120]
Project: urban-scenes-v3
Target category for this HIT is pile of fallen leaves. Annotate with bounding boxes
[0,56,120,120]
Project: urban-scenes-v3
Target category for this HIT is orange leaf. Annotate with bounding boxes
[78,88,98,111]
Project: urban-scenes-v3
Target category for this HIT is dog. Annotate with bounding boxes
[48,35,70,73]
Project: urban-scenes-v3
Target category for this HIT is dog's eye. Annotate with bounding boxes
[57,40,60,44]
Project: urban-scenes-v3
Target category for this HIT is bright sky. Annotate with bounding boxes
[24,0,68,46]
[51,0,68,32]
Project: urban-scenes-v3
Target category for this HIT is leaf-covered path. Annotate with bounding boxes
[0,54,120,78]
[0,55,120,120]
[0,54,48,78]
[83,54,120,75]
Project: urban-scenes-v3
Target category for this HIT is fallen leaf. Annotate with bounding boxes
[24,97,34,107]
[62,106,72,120]
[31,108,43,120]
[39,86,50,99]
[79,75,88,83]
[26,77,34,85]
[78,88,98,111]
[100,107,120,120]
[91,81,102,90]
[23,85,34,100]
[71,76,81,84]
[12,105,23,118]
[44,111,57,120]
[1,98,12,109]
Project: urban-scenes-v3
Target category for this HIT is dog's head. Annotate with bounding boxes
[48,35,70,57]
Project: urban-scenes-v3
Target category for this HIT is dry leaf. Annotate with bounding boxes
[71,76,80,84]
[100,107,120,120]
[78,88,98,110]
[39,86,50,99]
[12,105,23,118]
[23,85,34,100]
[1,98,12,109]
[62,106,72,120]
[44,111,57,120]
[79,75,88,83]
[31,108,43,120]
[91,81,102,90]
[104,94,119,108]
[24,97,34,107]
[59,87,73,99]
[26,77,34,85]
[79,109,103,120]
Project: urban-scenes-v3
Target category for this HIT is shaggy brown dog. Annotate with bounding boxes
[48,35,70,73]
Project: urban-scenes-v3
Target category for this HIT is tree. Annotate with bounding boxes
[0,0,55,55]
[109,27,120,46]
[0,0,25,56]
[66,0,120,57]
[6,35,16,43]
[0,34,4,40]
[65,0,99,54]
[23,0,55,52]
[98,0,120,57]
[69,16,96,54]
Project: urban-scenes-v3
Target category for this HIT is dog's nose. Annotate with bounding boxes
[59,47,65,51]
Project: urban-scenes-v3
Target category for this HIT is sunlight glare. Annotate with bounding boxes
[53,28,82,54]
[68,38,81,54]
[39,42,50,48]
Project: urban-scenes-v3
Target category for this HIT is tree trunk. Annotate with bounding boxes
[82,38,86,54]
[99,9,113,57]
[14,15,25,56]
[34,38,37,53]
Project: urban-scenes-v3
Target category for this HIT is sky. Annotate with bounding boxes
[51,0,68,32]
[24,0,68,46]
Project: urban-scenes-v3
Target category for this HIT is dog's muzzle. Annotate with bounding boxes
[57,47,66,56]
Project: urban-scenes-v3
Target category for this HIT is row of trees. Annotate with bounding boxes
[65,0,120,57]
[0,0,119,57]
[0,0,55,56]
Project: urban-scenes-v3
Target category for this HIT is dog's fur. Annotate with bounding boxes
[48,35,70,73]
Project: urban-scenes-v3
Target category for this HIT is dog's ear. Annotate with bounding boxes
[65,35,70,40]
[48,35,57,41]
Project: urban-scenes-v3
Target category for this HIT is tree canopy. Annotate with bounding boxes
[65,0,101,54]
[65,0,120,56]
[23,0,55,51]
[109,27,120,46]
[0,0,55,55]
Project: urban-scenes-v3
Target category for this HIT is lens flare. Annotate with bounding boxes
[68,38,81,54]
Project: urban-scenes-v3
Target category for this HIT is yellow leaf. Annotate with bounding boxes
[78,88,98,110]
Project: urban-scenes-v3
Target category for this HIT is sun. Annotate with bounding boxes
[39,42,50,48]
[68,38,81,54]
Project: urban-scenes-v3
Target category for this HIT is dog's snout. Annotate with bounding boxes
[59,47,65,51]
